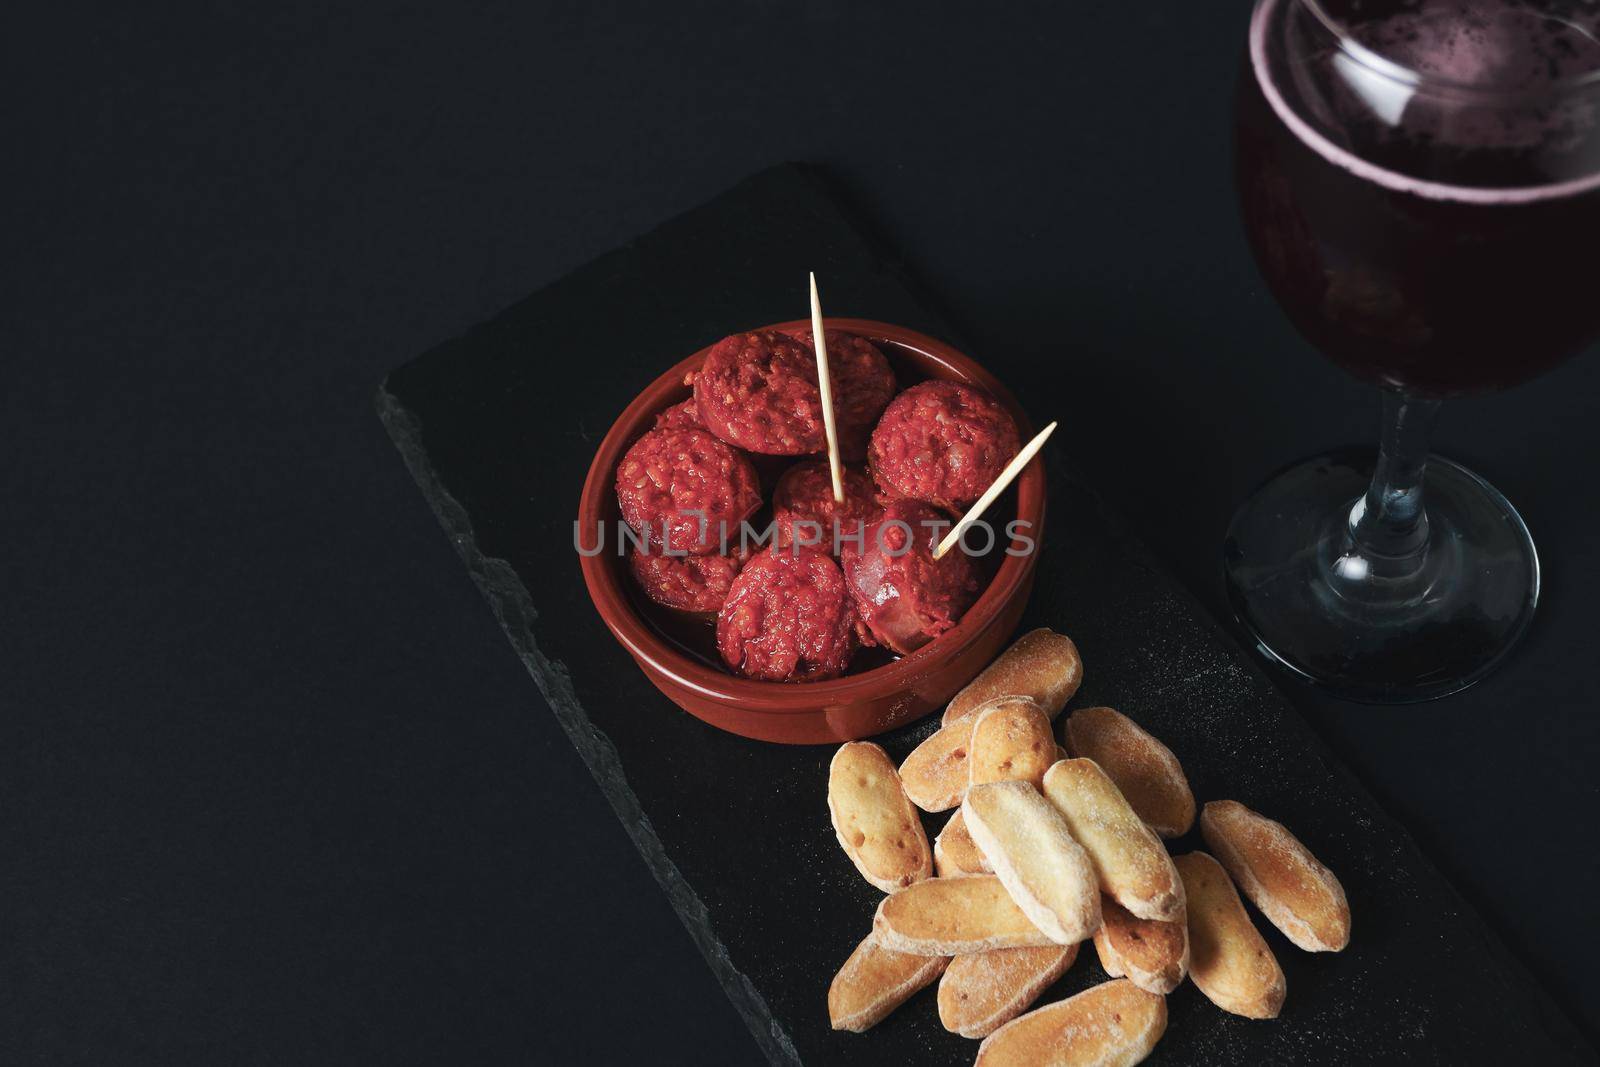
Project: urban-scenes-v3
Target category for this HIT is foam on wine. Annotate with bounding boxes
[1251,0,1600,202]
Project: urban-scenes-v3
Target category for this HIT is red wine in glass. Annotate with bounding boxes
[1225,0,1600,701]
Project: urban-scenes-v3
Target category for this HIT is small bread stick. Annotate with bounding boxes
[963,780,1101,945]
[974,978,1167,1067]
[1201,799,1351,952]
[1064,706,1195,838]
[828,742,932,893]
[1175,851,1286,1019]
[828,932,949,1032]
[1091,896,1189,995]
[933,807,992,878]
[900,718,976,813]
[944,629,1084,725]
[1094,925,1123,977]
[1041,759,1185,923]
[873,876,1057,956]
[937,943,1078,1039]
[967,697,1056,790]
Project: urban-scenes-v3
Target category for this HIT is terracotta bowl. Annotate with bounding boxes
[577,319,1046,744]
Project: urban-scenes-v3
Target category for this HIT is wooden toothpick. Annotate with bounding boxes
[808,272,846,504]
[932,421,1057,560]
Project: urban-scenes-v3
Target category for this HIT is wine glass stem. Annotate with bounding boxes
[1348,388,1440,562]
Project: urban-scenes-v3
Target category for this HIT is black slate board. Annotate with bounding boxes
[376,165,1592,1065]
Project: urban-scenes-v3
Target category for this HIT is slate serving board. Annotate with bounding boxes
[376,165,1592,1065]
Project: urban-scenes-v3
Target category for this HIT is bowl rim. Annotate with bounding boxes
[577,318,1046,716]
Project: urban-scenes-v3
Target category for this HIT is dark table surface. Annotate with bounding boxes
[9,3,1599,1064]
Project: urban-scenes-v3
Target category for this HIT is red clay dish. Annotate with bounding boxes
[577,319,1046,744]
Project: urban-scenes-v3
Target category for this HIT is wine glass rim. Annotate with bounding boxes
[1294,0,1600,96]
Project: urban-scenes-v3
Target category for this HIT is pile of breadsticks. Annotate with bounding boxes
[826,628,1351,1065]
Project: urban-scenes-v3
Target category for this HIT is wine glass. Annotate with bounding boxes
[1228,0,1600,701]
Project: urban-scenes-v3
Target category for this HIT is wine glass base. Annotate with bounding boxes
[1223,449,1539,703]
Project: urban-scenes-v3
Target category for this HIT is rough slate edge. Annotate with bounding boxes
[373,393,801,1066]
[373,165,1592,1064]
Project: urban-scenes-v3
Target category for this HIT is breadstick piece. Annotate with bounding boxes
[944,629,1084,725]
[900,718,975,813]
[1201,799,1351,952]
[1091,897,1188,995]
[934,807,992,878]
[967,697,1056,790]
[828,932,949,1032]
[1175,851,1286,1019]
[1094,926,1122,977]
[1064,706,1195,837]
[937,943,1078,1039]
[828,742,932,893]
[974,978,1167,1067]
[873,876,1057,956]
[1041,759,1185,922]
[962,780,1101,945]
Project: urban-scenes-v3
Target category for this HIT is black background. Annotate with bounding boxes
[8,3,1598,1064]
